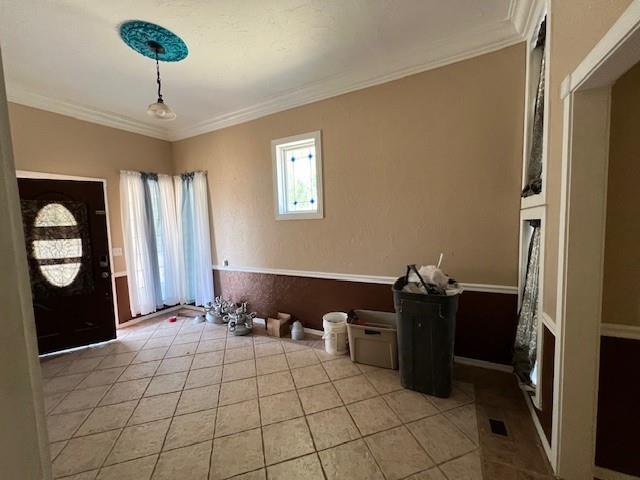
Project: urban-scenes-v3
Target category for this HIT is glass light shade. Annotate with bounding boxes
[147,99,176,120]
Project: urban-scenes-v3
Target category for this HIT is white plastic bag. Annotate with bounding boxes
[407,264,449,289]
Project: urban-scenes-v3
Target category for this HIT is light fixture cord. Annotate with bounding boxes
[155,51,163,102]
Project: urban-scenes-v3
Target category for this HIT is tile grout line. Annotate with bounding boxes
[94,319,165,477]
[103,319,183,472]
[95,316,207,477]
[318,351,391,480]
[304,350,340,480]
[50,319,163,478]
[315,348,480,478]
[441,400,481,448]
[362,376,456,474]
[207,328,225,480]
[147,358,184,477]
[252,333,268,479]
[46,315,484,479]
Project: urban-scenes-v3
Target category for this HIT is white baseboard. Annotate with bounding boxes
[594,466,640,480]
[180,305,204,313]
[119,296,516,374]
[117,305,183,329]
[262,318,514,369]
[453,355,514,372]
[252,318,324,338]
[39,338,117,358]
[521,388,554,468]
[304,327,324,337]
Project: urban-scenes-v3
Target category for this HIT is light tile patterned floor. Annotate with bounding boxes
[41,312,482,480]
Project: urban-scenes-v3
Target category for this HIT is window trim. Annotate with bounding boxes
[271,130,324,220]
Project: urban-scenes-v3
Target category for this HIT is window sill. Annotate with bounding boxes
[275,212,324,221]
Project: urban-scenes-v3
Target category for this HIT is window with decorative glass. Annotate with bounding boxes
[32,203,83,287]
[272,130,323,220]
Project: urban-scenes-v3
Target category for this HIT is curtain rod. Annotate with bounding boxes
[176,170,208,175]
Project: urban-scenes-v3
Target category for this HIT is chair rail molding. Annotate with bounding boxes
[211,264,518,295]
[600,323,640,341]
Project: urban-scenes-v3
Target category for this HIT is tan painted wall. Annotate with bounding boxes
[543,0,633,319]
[602,61,640,327]
[8,103,173,272]
[172,44,525,285]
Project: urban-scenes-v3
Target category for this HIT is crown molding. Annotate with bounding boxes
[170,19,523,140]
[511,0,546,40]
[7,86,171,141]
[8,5,533,143]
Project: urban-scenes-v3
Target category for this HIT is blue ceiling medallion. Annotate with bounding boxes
[119,21,188,62]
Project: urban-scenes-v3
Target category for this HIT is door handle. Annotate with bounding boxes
[101,272,111,279]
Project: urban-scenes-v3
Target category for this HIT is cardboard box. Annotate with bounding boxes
[267,312,291,337]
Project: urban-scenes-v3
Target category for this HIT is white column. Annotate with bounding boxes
[0,46,51,478]
[554,87,611,480]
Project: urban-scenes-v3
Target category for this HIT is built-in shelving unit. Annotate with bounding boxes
[517,1,550,414]
[520,3,550,210]
[517,206,546,408]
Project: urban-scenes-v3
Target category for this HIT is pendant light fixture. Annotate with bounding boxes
[119,21,188,121]
[146,41,176,120]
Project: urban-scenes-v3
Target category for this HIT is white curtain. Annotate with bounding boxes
[157,174,184,306]
[192,172,214,306]
[173,176,187,304]
[175,171,214,307]
[121,170,214,315]
[120,171,157,316]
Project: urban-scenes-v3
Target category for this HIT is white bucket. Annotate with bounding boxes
[322,312,348,355]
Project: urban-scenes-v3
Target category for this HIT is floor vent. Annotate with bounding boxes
[489,419,508,436]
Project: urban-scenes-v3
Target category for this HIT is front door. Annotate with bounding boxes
[18,177,116,354]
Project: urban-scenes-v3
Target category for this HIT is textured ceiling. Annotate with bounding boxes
[0,0,535,140]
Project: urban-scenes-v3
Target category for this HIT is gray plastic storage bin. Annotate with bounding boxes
[347,310,398,369]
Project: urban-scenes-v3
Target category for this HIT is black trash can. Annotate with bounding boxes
[392,270,460,398]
